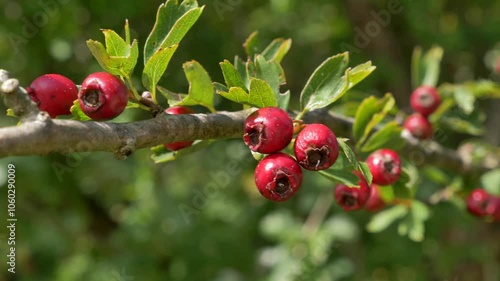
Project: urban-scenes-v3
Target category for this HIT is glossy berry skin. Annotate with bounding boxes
[403,113,433,140]
[78,72,128,120]
[254,152,303,202]
[366,149,401,185]
[365,184,385,212]
[466,189,490,217]
[294,124,339,171]
[334,172,371,211]
[164,106,195,151]
[243,107,293,154]
[410,85,441,117]
[486,197,500,221]
[27,74,78,118]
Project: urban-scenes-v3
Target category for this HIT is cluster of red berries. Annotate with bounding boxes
[466,188,500,222]
[334,149,401,212]
[27,73,196,150]
[27,72,128,120]
[403,85,441,140]
[244,107,339,202]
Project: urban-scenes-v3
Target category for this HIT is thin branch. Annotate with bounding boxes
[0,70,496,173]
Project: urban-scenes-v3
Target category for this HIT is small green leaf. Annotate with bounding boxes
[366,205,408,233]
[481,169,500,195]
[248,78,277,108]
[142,44,179,102]
[255,55,282,99]
[125,100,144,109]
[346,61,376,89]
[337,138,371,184]
[70,100,92,121]
[144,0,203,63]
[6,108,16,117]
[234,56,250,89]
[243,31,260,58]
[103,29,128,57]
[157,86,186,105]
[276,90,290,111]
[300,53,350,112]
[318,169,360,187]
[218,78,277,108]
[220,60,247,90]
[412,46,443,88]
[358,94,395,147]
[453,86,475,114]
[407,200,430,242]
[361,122,403,153]
[172,61,215,112]
[262,38,292,63]
[86,40,123,75]
[151,140,214,163]
[353,96,378,141]
[358,162,372,186]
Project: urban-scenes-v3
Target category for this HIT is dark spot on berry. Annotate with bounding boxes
[304,146,329,169]
[418,92,435,108]
[383,158,395,174]
[274,172,291,195]
[247,124,265,147]
[342,193,356,207]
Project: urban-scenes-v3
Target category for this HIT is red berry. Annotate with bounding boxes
[496,57,500,74]
[254,152,303,202]
[403,113,433,140]
[26,74,78,118]
[78,72,128,120]
[334,172,371,211]
[164,106,195,151]
[486,197,500,222]
[294,124,339,171]
[243,107,293,154]
[410,85,441,117]
[466,188,490,217]
[365,184,385,212]
[366,149,401,185]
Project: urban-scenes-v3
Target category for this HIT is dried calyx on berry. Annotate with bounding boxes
[366,149,401,186]
[254,152,303,202]
[294,124,339,171]
[334,171,371,211]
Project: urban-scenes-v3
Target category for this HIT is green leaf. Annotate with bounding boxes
[234,56,250,90]
[407,201,430,242]
[453,86,475,114]
[352,96,378,141]
[357,94,395,147]
[361,122,404,153]
[157,86,186,105]
[337,138,371,185]
[218,78,277,108]
[276,90,290,111]
[481,169,500,196]
[346,61,376,89]
[143,0,203,63]
[255,55,282,99]
[151,140,214,163]
[171,61,215,112]
[70,100,92,121]
[412,46,443,88]
[353,94,395,148]
[86,26,139,77]
[6,108,16,117]
[243,31,260,58]
[142,44,179,102]
[125,100,144,109]
[219,60,247,90]
[262,38,292,63]
[318,169,360,187]
[366,205,408,233]
[300,53,350,112]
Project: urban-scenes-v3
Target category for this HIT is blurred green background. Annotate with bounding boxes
[1,0,500,280]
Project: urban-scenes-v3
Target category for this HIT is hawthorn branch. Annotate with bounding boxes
[0,70,497,173]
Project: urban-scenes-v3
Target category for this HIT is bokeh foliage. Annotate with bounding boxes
[0,0,500,280]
